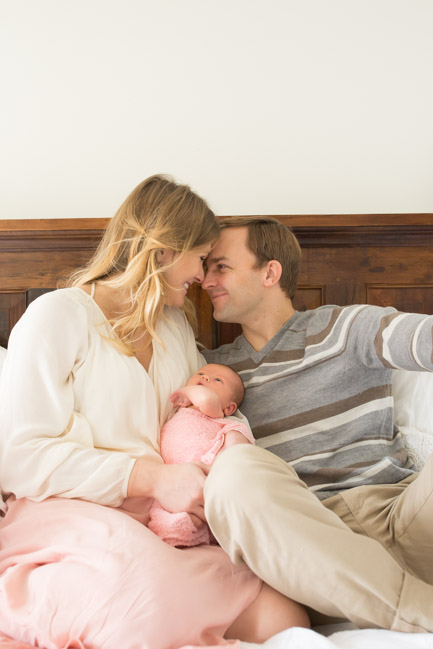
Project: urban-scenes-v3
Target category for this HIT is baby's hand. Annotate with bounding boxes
[170,388,193,409]
[169,385,224,418]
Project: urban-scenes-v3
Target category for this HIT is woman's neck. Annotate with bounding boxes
[88,282,131,321]
[81,282,154,370]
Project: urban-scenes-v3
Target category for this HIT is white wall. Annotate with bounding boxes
[1,0,432,219]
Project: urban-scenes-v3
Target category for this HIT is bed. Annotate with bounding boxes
[0,214,432,649]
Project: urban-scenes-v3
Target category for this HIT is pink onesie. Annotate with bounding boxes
[148,407,254,547]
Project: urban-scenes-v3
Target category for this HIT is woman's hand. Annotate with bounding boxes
[127,457,210,523]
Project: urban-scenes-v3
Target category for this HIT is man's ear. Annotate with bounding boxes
[223,402,238,416]
[263,260,282,287]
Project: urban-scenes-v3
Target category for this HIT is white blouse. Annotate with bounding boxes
[0,288,204,507]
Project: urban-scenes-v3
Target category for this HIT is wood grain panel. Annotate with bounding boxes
[368,286,433,315]
[218,323,242,346]
[0,251,96,290]
[0,292,26,347]
[293,287,324,311]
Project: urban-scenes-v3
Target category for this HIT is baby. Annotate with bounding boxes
[148,363,254,547]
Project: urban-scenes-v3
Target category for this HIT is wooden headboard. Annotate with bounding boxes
[1,214,433,349]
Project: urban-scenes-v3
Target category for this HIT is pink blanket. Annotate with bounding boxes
[0,633,41,649]
[0,496,260,649]
[148,408,254,546]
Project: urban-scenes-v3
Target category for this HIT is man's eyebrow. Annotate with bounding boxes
[207,255,229,264]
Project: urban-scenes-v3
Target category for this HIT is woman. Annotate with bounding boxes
[0,175,308,649]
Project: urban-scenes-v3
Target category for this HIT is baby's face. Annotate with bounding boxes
[187,364,241,410]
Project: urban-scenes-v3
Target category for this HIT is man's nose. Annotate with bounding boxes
[202,271,215,289]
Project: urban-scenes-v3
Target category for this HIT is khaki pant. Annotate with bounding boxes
[204,444,433,632]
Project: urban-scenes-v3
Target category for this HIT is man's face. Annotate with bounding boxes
[202,227,266,324]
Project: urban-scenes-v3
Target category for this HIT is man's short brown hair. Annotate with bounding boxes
[218,216,301,299]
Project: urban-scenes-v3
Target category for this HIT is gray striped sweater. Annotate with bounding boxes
[203,305,433,500]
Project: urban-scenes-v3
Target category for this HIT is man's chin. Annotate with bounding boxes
[211,308,234,323]
[211,308,223,322]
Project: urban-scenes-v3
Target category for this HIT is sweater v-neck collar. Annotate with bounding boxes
[239,311,301,362]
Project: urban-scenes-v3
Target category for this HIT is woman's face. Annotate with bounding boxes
[159,243,213,307]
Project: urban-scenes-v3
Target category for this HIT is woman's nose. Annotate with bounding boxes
[195,265,205,283]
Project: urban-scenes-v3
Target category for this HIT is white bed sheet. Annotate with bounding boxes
[242,625,433,649]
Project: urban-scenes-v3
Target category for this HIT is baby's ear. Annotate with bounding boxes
[223,402,237,416]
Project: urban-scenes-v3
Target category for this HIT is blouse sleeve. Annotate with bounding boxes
[0,292,135,507]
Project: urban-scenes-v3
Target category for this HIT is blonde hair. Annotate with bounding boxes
[219,216,301,299]
[70,174,218,353]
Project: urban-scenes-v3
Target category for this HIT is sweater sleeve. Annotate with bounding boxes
[0,292,135,507]
[353,306,433,372]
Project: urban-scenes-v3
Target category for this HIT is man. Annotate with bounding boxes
[202,216,433,632]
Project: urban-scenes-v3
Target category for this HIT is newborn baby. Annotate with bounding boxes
[148,363,254,546]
